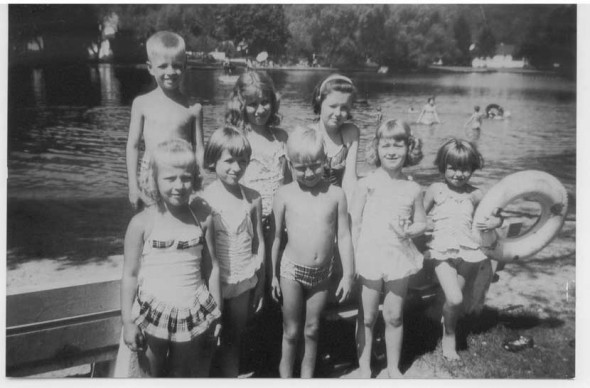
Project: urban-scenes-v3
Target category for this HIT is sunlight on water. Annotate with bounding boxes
[8,64,576,200]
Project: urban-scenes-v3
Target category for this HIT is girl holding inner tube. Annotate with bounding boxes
[423,138,503,361]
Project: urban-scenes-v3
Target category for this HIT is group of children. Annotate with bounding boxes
[121,31,503,378]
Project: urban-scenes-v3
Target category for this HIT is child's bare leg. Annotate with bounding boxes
[356,278,382,378]
[300,280,330,378]
[168,327,215,377]
[435,262,465,360]
[220,291,250,377]
[382,277,409,378]
[144,334,169,376]
[279,277,304,377]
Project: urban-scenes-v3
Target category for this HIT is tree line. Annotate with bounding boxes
[9,4,575,73]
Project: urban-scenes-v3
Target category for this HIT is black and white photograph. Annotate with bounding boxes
[3,2,583,382]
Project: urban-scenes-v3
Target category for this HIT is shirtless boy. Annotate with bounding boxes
[270,126,354,377]
[126,31,205,209]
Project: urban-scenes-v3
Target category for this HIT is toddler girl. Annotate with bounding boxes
[423,138,502,360]
[350,119,426,378]
[121,139,221,377]
[202,126,265,377]
[311,73,360,198]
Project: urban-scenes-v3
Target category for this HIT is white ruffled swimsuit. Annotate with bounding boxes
[355,171,423,281]
[428,185,487,262]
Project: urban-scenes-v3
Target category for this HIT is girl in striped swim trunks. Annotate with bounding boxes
[202,126,266,377]
[121,139,222,377]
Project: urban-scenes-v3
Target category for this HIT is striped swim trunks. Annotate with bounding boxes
[280,254,332,289]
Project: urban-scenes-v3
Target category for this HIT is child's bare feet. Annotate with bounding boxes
[357,367,372,378]
[442,334,460,360]
[386,368,403,378]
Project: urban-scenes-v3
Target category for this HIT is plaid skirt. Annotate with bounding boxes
[132,283,221,343]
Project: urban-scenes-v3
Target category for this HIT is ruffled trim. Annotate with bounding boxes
[133,284,220,342]
[221,254,263,284]
[429,247,487,262]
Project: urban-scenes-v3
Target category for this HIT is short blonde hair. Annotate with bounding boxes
[286,126,326,164]
[204,126,252,172]
[146,31,186,61]
[140,139,201,205]
[366,119,423,167]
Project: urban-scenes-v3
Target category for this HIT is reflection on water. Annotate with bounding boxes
[8,64,576,200]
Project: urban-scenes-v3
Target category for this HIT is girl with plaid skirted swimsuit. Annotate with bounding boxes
[121,139,222,377]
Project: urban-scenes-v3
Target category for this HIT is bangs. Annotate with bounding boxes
[378,121,410,143]
[153,147,196,174]
[225,135,252,160]
[444,148,478,171]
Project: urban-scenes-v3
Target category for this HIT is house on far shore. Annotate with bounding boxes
[472,43,527,69]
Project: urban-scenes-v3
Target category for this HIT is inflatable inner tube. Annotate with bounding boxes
[473,170,568,262]
[486,103,504,118]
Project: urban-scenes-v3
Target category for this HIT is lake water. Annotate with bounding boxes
[6,64,576,265]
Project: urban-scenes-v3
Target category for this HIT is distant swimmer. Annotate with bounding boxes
[416,97,441,125]
[464,105,486,130]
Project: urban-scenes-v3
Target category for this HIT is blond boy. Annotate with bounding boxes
[126,31,204,209]
[270,126,354,377]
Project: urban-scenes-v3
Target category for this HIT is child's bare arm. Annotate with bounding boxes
[252,192,265,312]
[408,187,427,237]
[350,180,368,252]
[473,188,503,230]
[126,98,144,210]
[270,190,286,302]
[336,189,355,303]
[341,124,360,200]
[191,103,205,168]
[423,184,436,214]
[121,212,146,351]
[203,214,223,313]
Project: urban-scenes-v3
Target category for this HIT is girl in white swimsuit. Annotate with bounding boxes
[202,126,265,377]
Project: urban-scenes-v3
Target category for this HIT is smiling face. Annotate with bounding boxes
[156,162,193,208]
[244,92,272,127]
[214,149,249,186]
[444,164,473,189]
[147,50,186,91]
[377,137,408,172]
[320,91,353,131]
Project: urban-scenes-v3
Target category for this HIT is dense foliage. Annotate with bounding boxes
[9,4,576,73]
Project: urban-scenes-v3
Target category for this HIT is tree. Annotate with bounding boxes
[453,14,472,65]
[215,4,290,57]
[477,26,496,58]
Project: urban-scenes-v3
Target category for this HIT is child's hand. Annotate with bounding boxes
[128,188,141,210]
[212,322,222,346]
[335,276,354,303]
[271,276,282,303]
[123,322,145,352]
[391,216,412,239]
[252,285,264,313]
[475,214,503,231]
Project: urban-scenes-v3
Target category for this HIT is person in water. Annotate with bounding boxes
[416,97,441,125]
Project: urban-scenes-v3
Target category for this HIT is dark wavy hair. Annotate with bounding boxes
[366,119,423,167]
[311,73,356,116]
[225,71,281,131]
[434,137,484,173]
[140,139,202,206]
[204,125,252,172]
